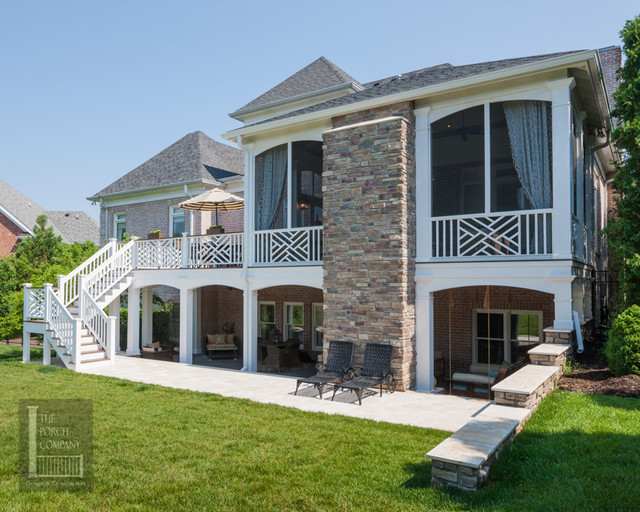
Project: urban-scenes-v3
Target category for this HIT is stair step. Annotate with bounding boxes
[82,357,110,364]
[81,349,106,355]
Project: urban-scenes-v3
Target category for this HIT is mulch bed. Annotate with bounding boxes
[559,363,640,399]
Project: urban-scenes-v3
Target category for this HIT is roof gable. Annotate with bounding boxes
[234,57,362,114]
[91,131,243,198]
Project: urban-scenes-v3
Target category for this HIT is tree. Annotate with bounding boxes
[605,14,640,306]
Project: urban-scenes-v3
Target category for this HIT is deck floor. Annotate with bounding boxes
[79,355,528,432]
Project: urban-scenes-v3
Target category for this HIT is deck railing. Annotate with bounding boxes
[254,226,323,265]
[23,284,45,321]
[188,233,243,267]
[431,209,552,259]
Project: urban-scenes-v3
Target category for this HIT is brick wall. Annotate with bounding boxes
[433,286,555,375]
[598,46,622,115]
[0,211,23,256]
[322,101,417,390]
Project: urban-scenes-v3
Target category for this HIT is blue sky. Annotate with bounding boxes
[0,1,637,221]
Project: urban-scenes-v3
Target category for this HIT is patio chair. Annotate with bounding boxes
[331,343,396,405]
[294,340,353,399]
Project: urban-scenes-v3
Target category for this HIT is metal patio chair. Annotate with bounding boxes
[331,343,396,405]
[294,340,353,399]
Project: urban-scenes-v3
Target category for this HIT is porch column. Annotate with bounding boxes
[192,288,201,355]
[141,287,153,346]
[109,295,121,353]
[126,288,141,356]
[551,277,575,330]
[23,330,31,363]
[43,336,51,366]
[242,288,258,372]
[179,288,193,364]
[415,281,435,393]
[573,279,585,324]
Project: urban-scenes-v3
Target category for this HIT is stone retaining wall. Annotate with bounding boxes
[493,367,561,412]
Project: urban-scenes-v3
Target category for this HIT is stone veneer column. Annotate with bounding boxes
[322,102,416,390]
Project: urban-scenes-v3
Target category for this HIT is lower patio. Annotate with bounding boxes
[82,355,527,432]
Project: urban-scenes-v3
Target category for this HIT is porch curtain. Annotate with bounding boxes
[257,144,288,230]
[503,101,553,209]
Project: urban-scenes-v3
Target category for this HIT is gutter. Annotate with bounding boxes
[222,50,599,141]
[87,179,221,202]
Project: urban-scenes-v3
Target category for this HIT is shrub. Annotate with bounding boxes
[605,305,640,376]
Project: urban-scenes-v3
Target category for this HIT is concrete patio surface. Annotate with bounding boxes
[80,355,528,432]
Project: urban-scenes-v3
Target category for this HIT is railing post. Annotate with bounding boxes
[57,275,65,302]
[108,315,117,363]
[43,283,53,323]
[23,283,32,321]
[108,238,117,256]
[182,233,189,268]
[73,318,82,370]
[78,275,85,320]
[131,239,138,270]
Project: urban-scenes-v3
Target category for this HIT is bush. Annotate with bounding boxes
[605,305,640,376]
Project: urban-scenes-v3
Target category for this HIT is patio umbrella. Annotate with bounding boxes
[178,188,244,226]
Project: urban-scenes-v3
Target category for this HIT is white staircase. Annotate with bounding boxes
[26,239,136,371]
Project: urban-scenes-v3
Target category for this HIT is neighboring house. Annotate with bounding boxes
[0,179,99,256]
[87,131,244,242]
[23,48,621,395]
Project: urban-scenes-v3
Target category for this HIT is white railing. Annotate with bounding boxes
[188,233,243,267]
[431,209,552,259]
[23,284,45,320]
[83,239,135,303]
[135,238,182,269]
[58,239,117,307]
[80,288,116,359]
[254,226,323,265]
[44,284,81,366]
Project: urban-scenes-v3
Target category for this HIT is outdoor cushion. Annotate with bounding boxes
[226,334,234,344]
[451,372,496,385]
[207,334,228,345]
[206,343,237,351]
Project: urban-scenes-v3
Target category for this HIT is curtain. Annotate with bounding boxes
[257,144,288,230]
[503,101,553,209]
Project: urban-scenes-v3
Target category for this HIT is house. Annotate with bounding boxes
[0,179,99,256]
[23,48,621,395]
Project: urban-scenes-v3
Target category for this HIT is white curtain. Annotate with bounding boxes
[257,144,288,230]
[503,101,552,209]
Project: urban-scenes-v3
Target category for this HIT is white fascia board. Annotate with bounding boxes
[87,179,221,203]
[222,50,598,142]
[0,204,33,235]
[96,182,214,208]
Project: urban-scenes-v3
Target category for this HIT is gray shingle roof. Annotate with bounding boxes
[91,131,243,198]
[0,179,99,244]
[234,57,362,113]
[238,51,583,129]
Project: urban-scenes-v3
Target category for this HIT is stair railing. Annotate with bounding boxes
[83,239,135,303]
[78,283,116,360]
[44,283,82,369]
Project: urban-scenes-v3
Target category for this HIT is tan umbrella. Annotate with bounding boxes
[179,188,244,226]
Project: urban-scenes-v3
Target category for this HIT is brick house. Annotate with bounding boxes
[24,48,621,394]
[0,179,99,256]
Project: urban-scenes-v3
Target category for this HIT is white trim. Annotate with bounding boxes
[312,302,323,351]
[113,212,126,241]
[283,302,304,342]
[169,206,185,237]
[87,179,221,203]
[0,204,33,235]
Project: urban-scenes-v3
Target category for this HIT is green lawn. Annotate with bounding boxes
[1,344,639,511]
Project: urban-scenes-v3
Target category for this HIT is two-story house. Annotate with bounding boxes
[23,48,620,394]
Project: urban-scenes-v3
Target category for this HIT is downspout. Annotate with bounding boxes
[572,310,585,354]
[236,135,250,372]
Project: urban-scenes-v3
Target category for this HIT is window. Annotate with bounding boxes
[312,303,323,351]
[114,213,126,241]
[169,206,185,237]
[255,141,323,230]
[259,302,276,340]
[431,101,552,217]
[284,302,304,343]
[474,310,542,364]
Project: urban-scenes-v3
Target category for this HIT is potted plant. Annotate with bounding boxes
[206,225,225,235]
[148,230,164,240]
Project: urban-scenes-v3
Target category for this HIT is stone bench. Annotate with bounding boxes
[527,343,571,367]
[491,364,560,411]
[427,405,530,491]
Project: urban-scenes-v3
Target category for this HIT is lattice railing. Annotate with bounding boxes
[189,233,243,267]
[25,287,45,320]
[135,238,182,269]
[431,209,552,259]
[254,226,323,265]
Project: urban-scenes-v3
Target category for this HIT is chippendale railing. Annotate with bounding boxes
[431,209,552,259]
[188,233,243,267]
[254,226,323,265]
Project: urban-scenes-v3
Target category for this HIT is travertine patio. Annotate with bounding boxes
[80,355,528,432]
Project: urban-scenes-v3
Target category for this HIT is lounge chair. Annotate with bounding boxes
[331,343,396,405]
[294,340,353,399]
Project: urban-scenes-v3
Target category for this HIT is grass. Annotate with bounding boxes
[1,345,639,511]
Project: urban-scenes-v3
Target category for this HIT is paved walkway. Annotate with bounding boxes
[81,355,528,432]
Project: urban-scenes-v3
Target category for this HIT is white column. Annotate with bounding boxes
[109,295,121,353]
[22,283,31,363]
[192,288,200,355]
[43,335,51,366]
[179,288,193,364]
[550,78,576,260]
[573,279,585,324]
[414,107,431,262]
[141,287,153,346]
[23,330,31,363]
[551,277,575,330]
[126,288,141,355]
[415,281,435,393]
[242,288,258,372]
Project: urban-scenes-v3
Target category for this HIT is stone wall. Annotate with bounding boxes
[322,101,416,390]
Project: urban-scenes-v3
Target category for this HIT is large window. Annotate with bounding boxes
[255,141,323,230]
[114,213,126,241]
[259,302,276,340]
[312,303,323,351]
[432,101,552,217]
[474,309,543,364]
[284,302,304,343]
[169,206,185,237]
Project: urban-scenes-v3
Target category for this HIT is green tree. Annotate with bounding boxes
[606,14,640,306]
